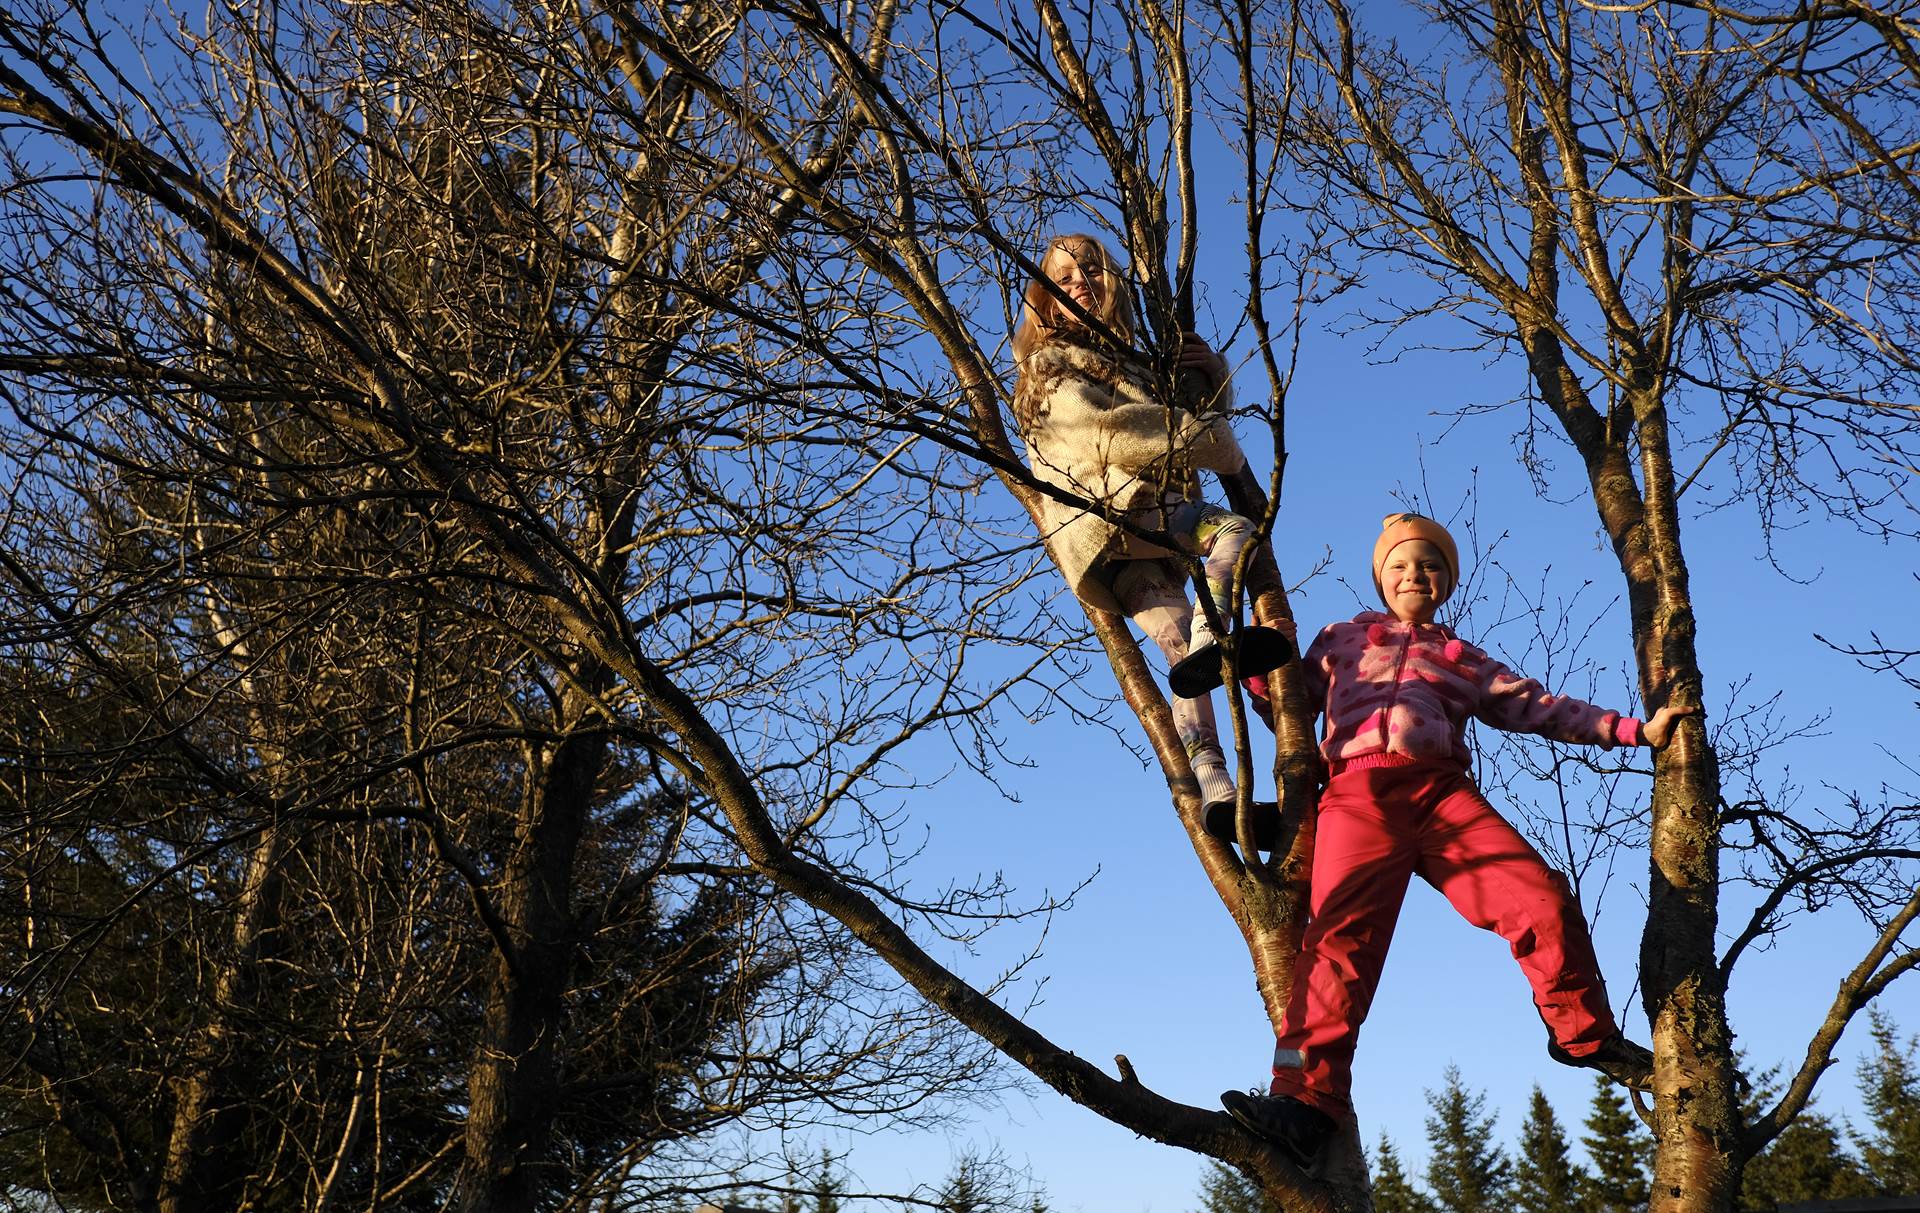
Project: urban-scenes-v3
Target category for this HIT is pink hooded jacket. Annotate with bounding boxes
[1301,612,1643,768]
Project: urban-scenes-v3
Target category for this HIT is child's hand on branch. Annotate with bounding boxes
[1642,703,1703,750]
[1177,332,1228,385]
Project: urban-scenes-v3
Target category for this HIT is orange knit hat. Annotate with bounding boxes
[1371,513,1460,605]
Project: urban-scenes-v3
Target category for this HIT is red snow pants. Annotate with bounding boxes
[1268,756,1619,1116]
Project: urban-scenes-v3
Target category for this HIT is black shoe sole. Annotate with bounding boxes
[1202,799,1281,850]
[1169,627,1295,698]
[1549,1041,1654,1092]
[1219,1090,1330,1171]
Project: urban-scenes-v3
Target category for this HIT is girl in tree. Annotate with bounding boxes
[1010,234,1290,843]
[1221,512,1699,1168]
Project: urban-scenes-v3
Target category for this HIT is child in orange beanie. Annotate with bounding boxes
[1222,513,1699,1169]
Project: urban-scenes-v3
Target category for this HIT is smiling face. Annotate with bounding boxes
[1011,234,1136,366]
[1041,243,1106,317]
[1379,538,1453,624]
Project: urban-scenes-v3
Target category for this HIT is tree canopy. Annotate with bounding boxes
[1,1,1916,1211]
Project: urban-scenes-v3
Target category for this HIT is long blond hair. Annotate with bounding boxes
[1011,233,1136,363]
[1010,234,1138,431]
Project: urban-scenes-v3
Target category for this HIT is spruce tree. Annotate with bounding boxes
[1855,1009,1920,1196]
[1373,1133,1440,1213]
[1513,1086,1587,1213]
[941,1158,984,1213]
[1579,1076,1651,1213]
[1424,1066,1511,1213]
[812,1148,845,1213]
[1740,1107,1872,1211]
[779,1153,806,1213]
[1195,1160,1281,1213]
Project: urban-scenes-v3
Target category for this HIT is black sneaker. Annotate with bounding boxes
[1202,799,1281,851]
[1169,626,1295,699]
[1549,1034,1654,1091]
[1219,1090,1334,1170]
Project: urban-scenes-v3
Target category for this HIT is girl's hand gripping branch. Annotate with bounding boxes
[1641,703,1703,750]
[1176,331,1229,388]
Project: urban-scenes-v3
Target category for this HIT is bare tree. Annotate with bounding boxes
[1,2,1018,1209]
[1275,1,1920,1209]
[0,0,1369,1207]
[12,1,1912,1213]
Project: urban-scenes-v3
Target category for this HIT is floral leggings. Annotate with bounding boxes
[1106,500,1257,782]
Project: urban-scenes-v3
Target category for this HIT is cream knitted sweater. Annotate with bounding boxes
[1013,333,1245,612]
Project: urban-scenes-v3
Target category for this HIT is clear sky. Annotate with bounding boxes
[24,7,1907,1209]
[776,243,1920,1212]
[781,5,1920,1204]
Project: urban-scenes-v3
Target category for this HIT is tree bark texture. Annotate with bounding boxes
[1517,332,1735,1213]
[156,826,288,1213]
[453,709,611,1213]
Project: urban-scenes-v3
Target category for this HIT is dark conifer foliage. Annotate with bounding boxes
[1739,1107,1872,1212]
[1512,1086,1587,1213]
[1371,1134,1440,1213]
[811,1149,847,1213]
[1424,1066,1511,1213]
[1196,1160,1284,1213]
[1855,1010,1920,1197]
[1580,1077,1652,1213]
[1190,1159,1282,1213]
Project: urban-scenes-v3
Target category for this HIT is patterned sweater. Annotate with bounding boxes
[1013,333,1243,612]
[1301,612,1643,768]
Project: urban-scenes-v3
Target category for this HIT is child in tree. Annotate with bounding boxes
[1221,512,1699,1167]
[1010,234,1290,842]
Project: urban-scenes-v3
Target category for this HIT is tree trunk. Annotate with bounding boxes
[156,826,286,1213]
[1522,326,1739,1213]
[453,717,609,1213]
[1575,377,1736,1212]
[1633,397,1738,1213]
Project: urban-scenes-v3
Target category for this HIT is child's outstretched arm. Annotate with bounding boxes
[1476,652,1704,750]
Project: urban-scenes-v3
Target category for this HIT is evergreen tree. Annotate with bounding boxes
[1579,1076,1651,1213]
[811,1148,845,1213]
[941,1158,985,1213]
[1855,1009,1920,1196]
[1741,1108,1872,1211]
[1424,1066,1511,1213]
[1512,1086,1587,1213]
[1195,1160,1281,1213]
[779,1152,806,1213]
[1373,1133,1440,1213]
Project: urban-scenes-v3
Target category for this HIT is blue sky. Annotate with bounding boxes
[794,8,1920,1203]
[12,7,1908,1209]
[785,256,1920,1211]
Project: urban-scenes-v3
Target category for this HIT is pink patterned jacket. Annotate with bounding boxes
[1301,612,1643,769]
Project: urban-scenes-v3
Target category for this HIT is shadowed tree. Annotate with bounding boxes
[1581,1079,1652,1213]
[1512,1087,1586,1213]
[1423,1068,1510,1213]
[0,0,1348,1208]
[0,2,1008,1210]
